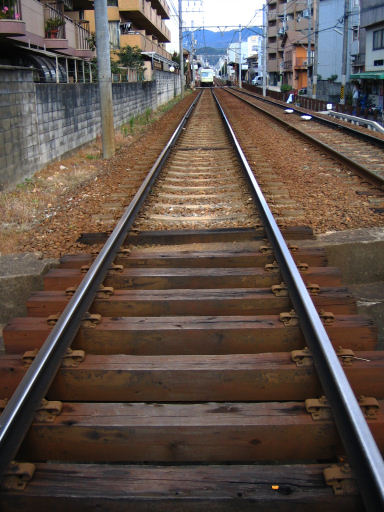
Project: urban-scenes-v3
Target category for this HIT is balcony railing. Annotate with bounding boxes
[44,3,65,38]
[283,60,292,70]
[64,17,92,50]
[295,57,312,68]
[0,0,22,19]
[118,0,170,42]
[119,30,171,59]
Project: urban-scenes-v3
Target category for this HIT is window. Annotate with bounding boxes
[374,59,384,66]
[352,26,359,41]
[108,21,120,49]
[373,29,384,50]
[107,0,118,5]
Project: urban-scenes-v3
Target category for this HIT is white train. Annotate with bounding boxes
[200,68,215,87]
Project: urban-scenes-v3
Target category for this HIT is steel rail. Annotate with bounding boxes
[224,87,384,189]
[231,86,384,147]
[0,91,202,478]
[212,89,384,512]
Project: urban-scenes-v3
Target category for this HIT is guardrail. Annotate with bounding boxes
[325,110,384,134]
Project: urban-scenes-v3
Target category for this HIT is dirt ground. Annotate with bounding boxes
[0,94,193,258]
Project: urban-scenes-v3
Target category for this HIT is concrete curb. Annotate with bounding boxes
[0,253,58,351]
[300,227,384,347]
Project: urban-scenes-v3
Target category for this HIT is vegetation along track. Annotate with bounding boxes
[0,89,384,510]
[226,86,384,190]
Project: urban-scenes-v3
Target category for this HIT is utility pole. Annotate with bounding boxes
[312,0,319,98]
[306,0,312,95]
[340,0,349,104]
[94,0,115,159]
[191,21,195,88]
[178,0,184,98]
[262,2,267,97]
[238,24,242,88]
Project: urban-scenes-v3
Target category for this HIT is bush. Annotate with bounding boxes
[280,84,292,92]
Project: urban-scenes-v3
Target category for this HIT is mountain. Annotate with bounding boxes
[183,26,262,51]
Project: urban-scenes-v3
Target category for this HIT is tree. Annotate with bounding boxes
[90,57,120,76]
[171,52,187,73]
[116,45,144,71]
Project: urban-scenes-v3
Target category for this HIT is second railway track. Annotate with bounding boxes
[0,89,384,511]
[226,86,384,189]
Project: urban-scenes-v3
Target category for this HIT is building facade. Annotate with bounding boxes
[351,0,384,110]
[267,0,312,90]
[317,0,360,82]
[84,0,173,79]
[0,0,94,81]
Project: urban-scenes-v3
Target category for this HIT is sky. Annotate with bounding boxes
[166,0,264,51]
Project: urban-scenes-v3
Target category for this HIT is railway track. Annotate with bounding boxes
[0,89,384,511]
[226,86,384,190]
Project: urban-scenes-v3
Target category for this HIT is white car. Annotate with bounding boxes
[252,76,263,86]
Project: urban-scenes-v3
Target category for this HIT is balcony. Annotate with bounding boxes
[149,0,170,19]
[268,60,280,73]
[120,30,172,60]
[44,4,68,49]
[7,0,93,58]
[283,59,292,71]
[0,0,26,36]
[295,57,312,69]
[118,0,170,42]
[268,23,277,37]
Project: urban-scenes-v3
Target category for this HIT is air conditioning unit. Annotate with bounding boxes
[303,61,308,66]
[278,28,285,37]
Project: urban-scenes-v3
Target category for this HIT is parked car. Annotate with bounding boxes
[252,76,263,86]
[298,88,307,95]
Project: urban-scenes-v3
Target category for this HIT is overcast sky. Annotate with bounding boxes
[166,0,264,51]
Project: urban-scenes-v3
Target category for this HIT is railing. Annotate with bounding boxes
[44,3,65,39]
[295,57,309,68]
[283,60,292,70]
[74,19,91,50]
[112,67,143,82]
[0,0,22,20]
[242,83,384,127]
[120,30,172,59]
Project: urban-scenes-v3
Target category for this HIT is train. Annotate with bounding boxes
[200,67,215,87]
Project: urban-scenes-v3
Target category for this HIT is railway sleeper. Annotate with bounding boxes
[0,463,363,511]
[25,287,357,317]
[0,351,383,402]
[3,314,377,355]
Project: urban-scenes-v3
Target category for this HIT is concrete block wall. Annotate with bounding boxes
[35,83,101,167]
[155,70,180,105]
[0,66,41,187]
[112,80,156,127]
[0,67,180,189]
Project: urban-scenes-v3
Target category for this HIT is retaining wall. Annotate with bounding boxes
[0,66,180,189]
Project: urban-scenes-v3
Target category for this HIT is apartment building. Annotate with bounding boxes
[351,0,384,109]
[0,0,94,81]
[84,0,173,78]
[267,0,312,90]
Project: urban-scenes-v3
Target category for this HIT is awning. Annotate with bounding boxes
[141,52,178,68]
[350,71,384,80]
